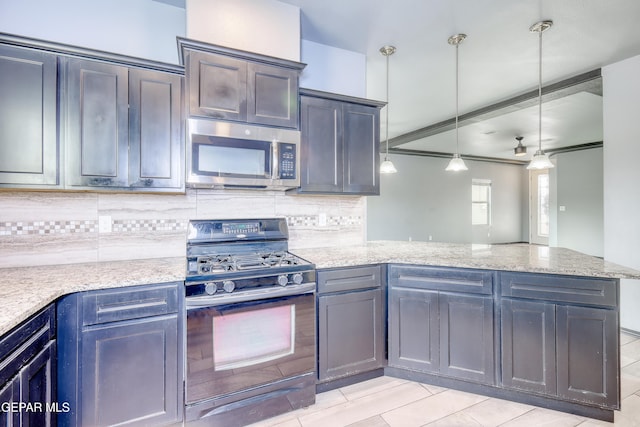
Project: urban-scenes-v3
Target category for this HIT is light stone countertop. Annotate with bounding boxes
[0,257,185,337]
[2,241,640,337]
[293,241,640,279]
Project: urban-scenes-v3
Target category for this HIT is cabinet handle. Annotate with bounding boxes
[88,177,113,186]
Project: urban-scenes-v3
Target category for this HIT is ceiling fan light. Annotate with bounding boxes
[445,154,468,171]
[527,149,554,169]
[380,158,398,174]
[514,136,527,156]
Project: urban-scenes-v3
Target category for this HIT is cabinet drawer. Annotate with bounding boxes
[317,265,381,294]
[82,282,179,326]
[500,272,617,307]
[389,265,493,295]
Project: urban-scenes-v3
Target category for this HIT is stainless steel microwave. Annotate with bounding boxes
[187,119,300,190]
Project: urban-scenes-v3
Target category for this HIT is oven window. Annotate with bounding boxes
[186,293,315,404]
[213,305,295,370]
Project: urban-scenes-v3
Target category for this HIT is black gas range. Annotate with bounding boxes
[184,218,317,426]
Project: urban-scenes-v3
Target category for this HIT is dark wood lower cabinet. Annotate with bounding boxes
[388,265,495,385]
[388,287,439,373]
[57,282,183,427]
[0,376,20,426]
[0,305,56,427]
[317,266,385,386]
[556,305,618,407]
[439,293,494,384]
[501,298,557,395]
[80,317,179,426]
[388,287,494,384]
[500,272,619,410]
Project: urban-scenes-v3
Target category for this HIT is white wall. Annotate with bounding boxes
[552,148,604,257]
[0,0,185,64]
[602,54,640,333]
[367,154,526,243]
[186,0,300,61]
[300,40,367,97]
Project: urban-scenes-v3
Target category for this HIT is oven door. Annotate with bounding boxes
[185,291,315,406]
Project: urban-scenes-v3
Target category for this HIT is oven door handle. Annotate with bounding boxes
[185,282,316,308]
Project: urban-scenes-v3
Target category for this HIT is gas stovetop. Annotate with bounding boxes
[193,251,310,275]
[185,219,314,286]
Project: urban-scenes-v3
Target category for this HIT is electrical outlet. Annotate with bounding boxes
[318,213,327,227]
[98,215,112,233]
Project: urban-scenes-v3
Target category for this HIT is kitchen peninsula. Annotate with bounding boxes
[2,241,638,336]
[2,241,639,424]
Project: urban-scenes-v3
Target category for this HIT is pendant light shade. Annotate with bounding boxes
[446,34,468,172]
[380,45,397,174]
[527,20,555,170]
[445,154,468,172]
[514,136,527,156]
[528,149,555,169]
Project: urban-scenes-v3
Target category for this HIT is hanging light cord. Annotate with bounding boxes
[537,27,542,152]
[385,51,390,157]
[455,41,460,155]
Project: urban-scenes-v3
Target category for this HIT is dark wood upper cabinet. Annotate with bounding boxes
[64,58,184,191]
[0,44,59,187]
[180,37,304,129]
[298,89,384,195]
[1,34,184,192]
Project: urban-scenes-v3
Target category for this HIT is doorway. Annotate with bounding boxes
[529,169,550,245]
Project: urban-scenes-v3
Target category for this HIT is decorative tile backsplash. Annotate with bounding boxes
[112,219,188,233]
[0,189,366,268]
[0,220,98,236]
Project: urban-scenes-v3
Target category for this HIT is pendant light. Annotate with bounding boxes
[379,45,398,174]
[445,34,468,172]
[514,136,527,156]
[527,20,555,170]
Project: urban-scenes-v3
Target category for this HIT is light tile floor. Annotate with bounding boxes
[249,332,640,427]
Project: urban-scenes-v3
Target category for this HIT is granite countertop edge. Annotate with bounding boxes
[2,241,640,337]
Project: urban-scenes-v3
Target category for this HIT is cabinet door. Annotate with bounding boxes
[556,305,619,408]
[318,289,384,381]
[440,293,494,384]
[501,299,556,395]
[299,96,343,192]
[0,45,58,186]
[343,103,380,195]
[66,58,129,187]
[81,315,180,427]
[188,50,247,121]
[247,63,298,128]
[20,341,56,427]
[129,68,183,189]
[0,376,20,426]
[388,287,439,372]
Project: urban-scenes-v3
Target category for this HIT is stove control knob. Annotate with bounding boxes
[292,273,304,285]
[222,280,235,293]
[205,283,217,295]
[277,274,289,287]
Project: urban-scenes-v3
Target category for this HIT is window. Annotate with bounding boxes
[472,179,491,226]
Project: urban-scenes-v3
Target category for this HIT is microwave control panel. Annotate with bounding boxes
[278,143,297,179]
